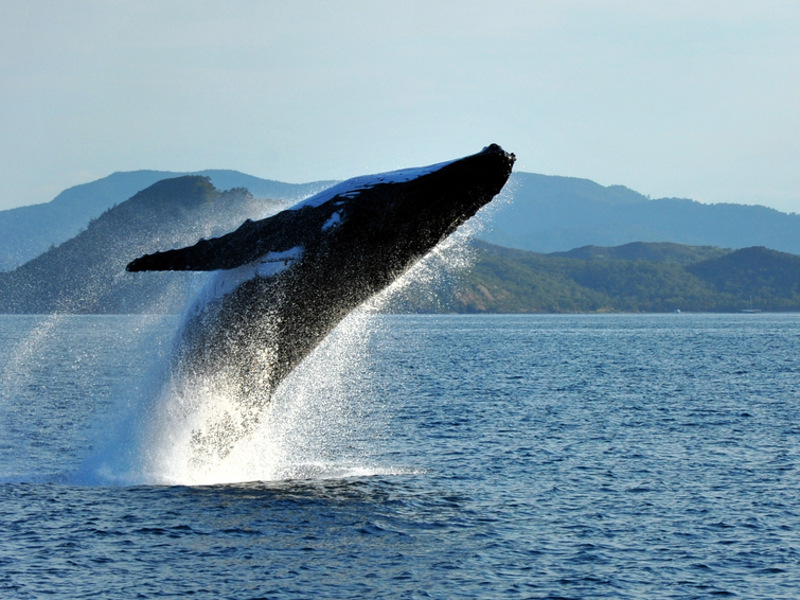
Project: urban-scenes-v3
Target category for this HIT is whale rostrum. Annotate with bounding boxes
[127,144,514,455]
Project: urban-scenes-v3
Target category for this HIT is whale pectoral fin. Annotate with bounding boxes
[127,213,298,272]
[126,237,221,271]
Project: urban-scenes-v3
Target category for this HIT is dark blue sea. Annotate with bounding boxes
[1,313,799,599]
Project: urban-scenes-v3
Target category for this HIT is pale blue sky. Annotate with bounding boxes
[2,0,799,212]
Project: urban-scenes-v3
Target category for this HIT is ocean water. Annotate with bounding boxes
[1,312,799,599]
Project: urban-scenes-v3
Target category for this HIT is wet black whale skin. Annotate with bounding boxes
[127,144,515,400]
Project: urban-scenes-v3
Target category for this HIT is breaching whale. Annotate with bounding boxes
[127,144,514,451]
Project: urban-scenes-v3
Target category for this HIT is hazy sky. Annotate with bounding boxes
[2,0,800,212]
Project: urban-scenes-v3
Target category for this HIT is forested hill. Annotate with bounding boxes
[548,241,729,264]
[393,241,800,314]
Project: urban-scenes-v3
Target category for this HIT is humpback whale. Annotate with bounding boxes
[127,144,514,454]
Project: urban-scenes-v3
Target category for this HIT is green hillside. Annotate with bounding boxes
[395,242,800,314]
[548,241,729,264]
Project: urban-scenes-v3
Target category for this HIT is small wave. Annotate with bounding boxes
[261,463,425,482]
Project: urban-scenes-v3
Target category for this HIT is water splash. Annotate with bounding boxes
[375,182,514,311]
[135,307,383,485]
[82,190,512,487]
[0,315,66,394]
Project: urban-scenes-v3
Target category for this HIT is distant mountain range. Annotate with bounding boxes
[1,176,798,314]
[480,172,800,255]
[4,168,800,274]
[0,170,334,271]
[3,168,800,273]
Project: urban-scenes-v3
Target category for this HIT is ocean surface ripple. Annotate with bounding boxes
[1,313,799,599]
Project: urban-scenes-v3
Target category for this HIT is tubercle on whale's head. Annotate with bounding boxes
[431,143,515,215]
